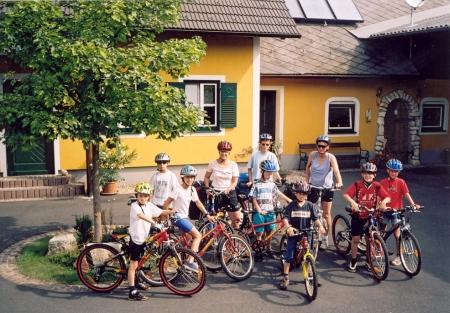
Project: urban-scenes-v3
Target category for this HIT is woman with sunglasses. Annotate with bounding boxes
[305,135,343,244]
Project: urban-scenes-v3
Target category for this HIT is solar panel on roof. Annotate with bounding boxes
[327,0,363,21]
[299,0,334,20]
[285,0,305,19]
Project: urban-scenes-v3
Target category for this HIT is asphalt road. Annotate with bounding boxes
[0,167,449,313]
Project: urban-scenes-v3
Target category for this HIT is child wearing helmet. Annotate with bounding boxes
[247,133,281,185]
[380,159,420,266]
[342,162,390,273]
[249,160,292,259]
[163,165,215,270]
[128,182,172,301]
[150,153,179,208]
[279,181,326,290]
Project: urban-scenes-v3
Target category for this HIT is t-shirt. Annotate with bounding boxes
[344,180,390,209]
[284,200,318,231]
[129,202,163,245]
[206,160,239,191]
[150,170,179,206]
[248,180,278,212]
[170,185,199,219]
[247,151,280,180]
[380,177,409,209]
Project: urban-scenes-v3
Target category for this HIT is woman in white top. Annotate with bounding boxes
[204,140,240,228]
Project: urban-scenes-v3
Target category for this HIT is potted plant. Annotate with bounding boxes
[99,141,137,195]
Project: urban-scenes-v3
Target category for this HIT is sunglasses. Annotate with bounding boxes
[156,161,168,164]
[362,171,376,174]
[260,143,271,146]
[317,145,328,149]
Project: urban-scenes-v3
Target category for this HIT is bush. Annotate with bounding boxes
[48,250,79,267]
[74,214,93,245]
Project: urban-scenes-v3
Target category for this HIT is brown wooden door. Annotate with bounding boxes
[260,91,276,140]
[385,99,410,163]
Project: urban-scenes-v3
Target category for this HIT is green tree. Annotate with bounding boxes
[0,0,206,241]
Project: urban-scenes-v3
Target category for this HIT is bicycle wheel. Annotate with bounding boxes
[278,235,288,271]
[138,245,165,287]
[302,254,318,301]
[219,234,254,281]
[332,214,351,256]
[310,230,319,260]
[399,230,422,277]
[367,232,389,281]
[76,243,126,293]
[198,220,230,271]
[159,247,206,296]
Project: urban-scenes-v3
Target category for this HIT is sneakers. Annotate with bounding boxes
[184,261,199,271]
[128,290,148,301]
[347,260,357,273]
[135,281,149,291]
[279,275,289,290]
[390,256,401,266]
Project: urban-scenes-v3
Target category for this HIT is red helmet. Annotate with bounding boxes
[217,140,232,151]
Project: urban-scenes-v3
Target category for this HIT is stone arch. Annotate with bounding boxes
[375,89,421,166]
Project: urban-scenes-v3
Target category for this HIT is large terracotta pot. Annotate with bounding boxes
[100,181,119,195]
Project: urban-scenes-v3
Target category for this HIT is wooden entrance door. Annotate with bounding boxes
[260,90,276,140]
[6,139,55,176]
[385,99,410,163]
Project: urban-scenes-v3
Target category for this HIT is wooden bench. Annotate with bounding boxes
[298,141,369,169]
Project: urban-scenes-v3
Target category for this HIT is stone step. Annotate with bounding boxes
[0,183,85,201]
[0,175,71,188]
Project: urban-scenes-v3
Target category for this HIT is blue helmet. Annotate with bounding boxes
[260,160,277,172]
[180,165,197,177]
[386,159,403,171]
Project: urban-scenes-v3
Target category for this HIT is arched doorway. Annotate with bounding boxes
[385,99,410,163]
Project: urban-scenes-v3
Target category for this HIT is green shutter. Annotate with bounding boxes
[168,82,185,89]
[220,83,237,128]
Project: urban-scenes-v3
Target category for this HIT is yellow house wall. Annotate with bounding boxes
[60,36,254,170]
[262,77,450,163]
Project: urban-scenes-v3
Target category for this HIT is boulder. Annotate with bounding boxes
[47,232,78,256]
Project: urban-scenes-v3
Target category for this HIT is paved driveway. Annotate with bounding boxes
[0,167,449,313]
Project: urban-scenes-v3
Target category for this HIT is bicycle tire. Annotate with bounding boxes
[198,219,231,271]
[367,232,389,281]
[76,243,126,293]
[310,229,319,260]
[303,254,318,301]
[399,230,422,277]
[159,247,206,296]
[332,214,351,256]
[219,234,254,281]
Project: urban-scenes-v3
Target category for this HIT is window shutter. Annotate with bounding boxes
[168,82,185,89]
[220,83,237,128]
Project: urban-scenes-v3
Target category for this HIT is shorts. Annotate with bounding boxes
[283,235,301,262]
[174,217,195,233]
[129,239,146,261]
[252,211,276,233]
[351,215,368,237]
[217,190,239,212]
[308,187,334,203]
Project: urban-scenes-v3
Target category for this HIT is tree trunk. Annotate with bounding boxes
[92,142,103,242]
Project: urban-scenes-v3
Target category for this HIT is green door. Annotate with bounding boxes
[6,138,55,175]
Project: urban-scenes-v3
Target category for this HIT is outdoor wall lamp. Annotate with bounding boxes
[365,109,372,123]
[376,87,382,106]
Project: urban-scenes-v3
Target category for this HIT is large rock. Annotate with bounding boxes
[47,232,78,256]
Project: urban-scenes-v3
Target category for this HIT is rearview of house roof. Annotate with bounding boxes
[169,0,301,38]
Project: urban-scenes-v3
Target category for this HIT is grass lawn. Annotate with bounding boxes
[17,236,80,284]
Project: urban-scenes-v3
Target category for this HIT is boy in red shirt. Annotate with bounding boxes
[343,162,390,272]
[380,159,420,266]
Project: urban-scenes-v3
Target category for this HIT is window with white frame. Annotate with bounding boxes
[420,98,448,134]
[185,81,219,129]
[326,98,359,135]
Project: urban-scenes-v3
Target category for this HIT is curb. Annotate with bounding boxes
[0,232,86,292]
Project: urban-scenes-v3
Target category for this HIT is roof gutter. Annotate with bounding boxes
[165,28,301,39]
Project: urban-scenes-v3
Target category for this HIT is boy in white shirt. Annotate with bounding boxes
[247,133,281,186]
[163,165,214,270]
[150,153,179,208]
[128,182,172,301]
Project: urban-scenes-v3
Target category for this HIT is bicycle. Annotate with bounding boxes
[379,205,423,276]
[331,205,389,281]
[76,224,206,296]
[278,228,319,301]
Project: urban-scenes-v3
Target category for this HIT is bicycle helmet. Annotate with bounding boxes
[180,165,197,177]
[260,160,277,172]
[361,162,377,173]
[134,182,153,195]
[316,135,331,145]
[386,159,403,171]
[154,153,170,163]
[292,181,310,194]
[217,140,232,151]
[259,133,273,142]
